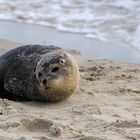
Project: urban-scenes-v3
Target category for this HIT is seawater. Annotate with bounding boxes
[0,0,139,50]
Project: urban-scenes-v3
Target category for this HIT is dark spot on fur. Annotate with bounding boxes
[38,72,42,78]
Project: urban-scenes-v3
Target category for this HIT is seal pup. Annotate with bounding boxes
[0,45,79,102]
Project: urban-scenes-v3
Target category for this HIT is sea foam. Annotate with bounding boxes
[0,0,139,50]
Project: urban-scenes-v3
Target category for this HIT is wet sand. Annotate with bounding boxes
[0,20,140,64]
[0,39,140,140]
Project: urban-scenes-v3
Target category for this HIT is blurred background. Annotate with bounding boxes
[0,0,140,63]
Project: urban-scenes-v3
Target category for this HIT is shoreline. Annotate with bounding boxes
[0,20,140,64]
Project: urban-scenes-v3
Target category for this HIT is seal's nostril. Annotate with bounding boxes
[42,79,47,85]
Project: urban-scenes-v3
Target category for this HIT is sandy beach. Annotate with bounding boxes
[0,39,140,140]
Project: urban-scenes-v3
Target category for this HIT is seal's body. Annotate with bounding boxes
[0,45,79,102]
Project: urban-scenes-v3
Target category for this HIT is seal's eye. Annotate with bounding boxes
[51,67,59,73]
[38,72,42,78]
[60,59,65,64]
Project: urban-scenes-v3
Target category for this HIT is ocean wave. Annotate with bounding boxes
[0,0,140,50]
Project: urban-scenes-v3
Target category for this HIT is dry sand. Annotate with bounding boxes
[0,39,140,140]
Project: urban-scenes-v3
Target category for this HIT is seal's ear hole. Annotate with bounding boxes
[38,72,42,78]
[52,67,59,73]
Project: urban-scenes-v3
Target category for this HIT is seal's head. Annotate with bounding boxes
[36,49,79,102]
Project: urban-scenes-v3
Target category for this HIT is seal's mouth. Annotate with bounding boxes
[45,85,51,90]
